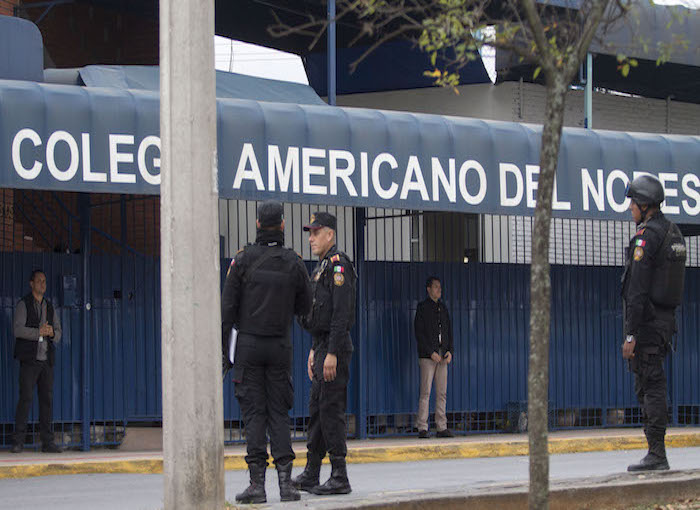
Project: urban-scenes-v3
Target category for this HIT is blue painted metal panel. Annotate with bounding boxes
[361,261,699,433]
[3,252,699,447]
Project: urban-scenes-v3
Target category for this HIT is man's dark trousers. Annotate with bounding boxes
[234,334,295,467]
[631,346,668,458]
[306,348,351,459]
[14,360,54,446]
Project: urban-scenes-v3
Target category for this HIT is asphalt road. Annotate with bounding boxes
[1,447,699,510]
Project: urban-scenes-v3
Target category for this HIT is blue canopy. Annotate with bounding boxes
[44,65,327,106]
[2,78,699,223]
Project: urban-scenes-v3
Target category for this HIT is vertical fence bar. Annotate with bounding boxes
[355,207,367,438]
[79,193,91,450]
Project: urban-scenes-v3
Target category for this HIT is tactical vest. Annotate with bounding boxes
[648,220,686,308]
[237,244,301,337]
[14,294,56,365]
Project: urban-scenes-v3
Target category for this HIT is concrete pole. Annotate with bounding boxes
[160,0,224,508]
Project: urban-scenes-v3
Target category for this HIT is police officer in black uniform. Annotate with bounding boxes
[222,200,312,504]
[293,212,356,495]
[622,175,686,472]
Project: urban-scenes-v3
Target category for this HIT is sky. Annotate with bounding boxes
[214,37,309,84]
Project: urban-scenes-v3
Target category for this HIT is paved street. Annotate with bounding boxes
[0,447,699,510]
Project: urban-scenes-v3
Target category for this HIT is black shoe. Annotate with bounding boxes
[292,453,322,492]
[627,453,670,472]
[10,443,23,454]
[311,456,351,496]
[418,429,429,439]
[41,443,63,453]
[276,461,301,502]
[236,463,267,504]
[436,429,454,438]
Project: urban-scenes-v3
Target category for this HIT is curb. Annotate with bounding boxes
[1,431,699,479]
[303,470,700,510]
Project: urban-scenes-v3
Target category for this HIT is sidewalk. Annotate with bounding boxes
[1,427,699,479]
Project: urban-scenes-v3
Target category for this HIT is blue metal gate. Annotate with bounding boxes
[2,192,699,450]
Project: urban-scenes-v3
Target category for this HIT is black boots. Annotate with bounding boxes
[628,452,670,472]
[236,463,267,504]
[311,455,352,495]
[276,461,301,502]
[292,453,323,492]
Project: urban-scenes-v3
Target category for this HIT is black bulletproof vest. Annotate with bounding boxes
[237,245,300,337]
[647,220,687,308]
[14,294,55,365]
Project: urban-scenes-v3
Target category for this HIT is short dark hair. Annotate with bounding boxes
[426,276,440,289]
[30,269,45,282]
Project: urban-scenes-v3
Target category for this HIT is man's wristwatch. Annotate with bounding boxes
[626,335,635,343]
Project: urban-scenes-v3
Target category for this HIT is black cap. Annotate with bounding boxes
[257,200,284,227]
[303,211,336,231]
[626,175,664,206]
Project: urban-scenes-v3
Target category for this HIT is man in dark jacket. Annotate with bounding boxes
[414,276,454,439]
[292,212,356,496]
[622,175,685,472]
[12,269,63,453]
[222,200,312,504]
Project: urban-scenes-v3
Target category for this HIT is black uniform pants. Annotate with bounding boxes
[233,334,295,468]
[306,348,351,459]
[14,360,54,445]
[631,350,668,458]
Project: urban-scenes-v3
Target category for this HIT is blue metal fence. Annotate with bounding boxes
[2,194,699,450]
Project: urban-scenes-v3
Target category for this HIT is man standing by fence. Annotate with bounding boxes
[222,200,312,504]
[12,269,62,454]
[293,212,356,496]
[622,175,686,472]
[414,276,454,439]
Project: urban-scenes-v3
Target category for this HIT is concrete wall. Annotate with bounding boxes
[336,82,700,136]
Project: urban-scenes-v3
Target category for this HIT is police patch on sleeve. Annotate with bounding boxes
[633,246,644,261]
[333,273,345,286]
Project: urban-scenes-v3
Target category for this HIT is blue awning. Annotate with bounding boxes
[2,78,699,223]
[44,65,326,106]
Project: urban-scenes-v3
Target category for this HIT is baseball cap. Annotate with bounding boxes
[303,211,337,231]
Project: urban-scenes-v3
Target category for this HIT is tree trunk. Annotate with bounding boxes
[528,76,569,510]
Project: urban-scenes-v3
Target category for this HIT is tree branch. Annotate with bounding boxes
[519,0,555,73]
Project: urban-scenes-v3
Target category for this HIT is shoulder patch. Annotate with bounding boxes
[331,254,340,263]
[333,273,345,286]
[633,246,644,261]
[635,228,646,237]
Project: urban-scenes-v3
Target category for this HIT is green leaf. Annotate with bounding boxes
[533,66,541,80]
[431,52,437,67]
[621,63,630,77]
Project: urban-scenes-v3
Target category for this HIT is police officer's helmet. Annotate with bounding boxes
[625,175,664,206]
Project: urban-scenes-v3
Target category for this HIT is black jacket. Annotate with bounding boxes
[222,229,312,340]
[621,212,678,349]
[414,297,453,359]
[14,294,57,365]
[303,245,356,354]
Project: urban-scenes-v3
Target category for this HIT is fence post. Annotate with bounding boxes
[354,207,367,438]
[79,193,91,451]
